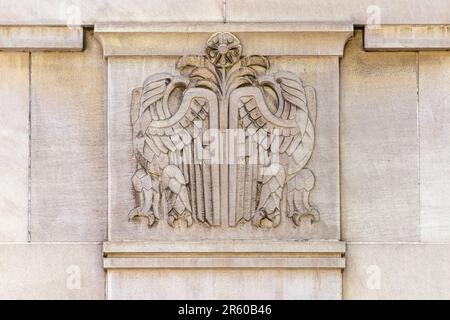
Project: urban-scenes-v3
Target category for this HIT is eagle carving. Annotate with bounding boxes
[129,32,320,229]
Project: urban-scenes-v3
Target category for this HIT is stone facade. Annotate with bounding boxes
[1,1,450,300]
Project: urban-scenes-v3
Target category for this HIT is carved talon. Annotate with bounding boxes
[128,207,158,227]
[292,208,320,226]
[162,165,194,228]
[252,208,281,228]
[252,210,265,227]
[167,212,193,228]
[185,214,194,227]
[270,211,281,227]
[287,169,320,227]
[167,215,176,228]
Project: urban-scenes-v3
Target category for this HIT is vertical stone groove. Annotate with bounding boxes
[416,51,421,241]
[27,52,32,242]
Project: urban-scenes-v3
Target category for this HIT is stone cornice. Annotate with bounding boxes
[365,25,450,51]
[0,26,83,51]
[94,22,354,57]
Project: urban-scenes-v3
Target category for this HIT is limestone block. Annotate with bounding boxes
[419,51,450,242]
[108,269,342,300]
[0,52,29,242]
[344,243,450,299]
[0,243,104,300]
[0,27,83,51]
[365,25,450,51]
[30,31,107,241]
[341,31,419,241]
[226,0,450,24]
[0,0,224,25]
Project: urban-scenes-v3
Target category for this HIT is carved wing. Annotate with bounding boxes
[132,73,220,226]
[227,71,317,225]
[132,74,210,169]
[230,71,316,179]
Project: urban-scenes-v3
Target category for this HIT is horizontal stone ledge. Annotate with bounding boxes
[94,22,354,57]
[2,1,450,26]
[365,25,450,51]
[0,27,83,51]
[103,240,346,254]
[104,256,345,269]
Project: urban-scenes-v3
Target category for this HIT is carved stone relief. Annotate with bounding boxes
[129,32,320,229]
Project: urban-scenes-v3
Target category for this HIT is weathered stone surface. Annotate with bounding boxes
[0,243,104,300]
[0,0,224,25]
[227,0,450,24]
[365,25,450,51]
[1,1,450,25]
[0,26,83,51]
[344,243,450,299]
[0,52,29,242]
[108,269,342,300]
[419,51,450,242]
[341,31,420,241]
[30,31,107,241]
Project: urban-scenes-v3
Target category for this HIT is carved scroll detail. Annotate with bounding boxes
[129,32,320,229]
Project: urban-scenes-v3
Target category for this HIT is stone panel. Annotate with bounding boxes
[0,243,104,300]
[0,52,29,242]
[341,31,419,241]
[419,51,450,242]
[108,269,342,300]
[30,31,107,241]
[344,243,450,299]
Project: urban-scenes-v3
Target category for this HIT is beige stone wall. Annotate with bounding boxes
[1,1,450,300]
[0,30,106,299]
[341,31,450,299]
